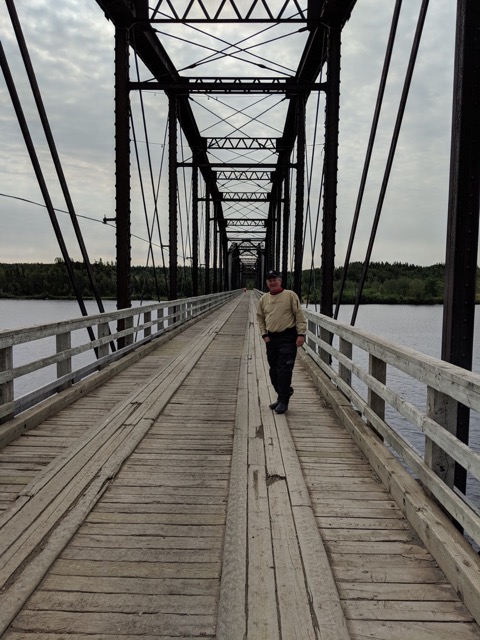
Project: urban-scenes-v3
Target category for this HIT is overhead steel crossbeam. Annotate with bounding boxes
[130,78,326,93]
[223,219,267,226]
[215,171,272,181]
[226,229,265,234]
[221,193,270,202]
[207,137,278,150]
[234,240,264,247]
[95,0,357,295]
[150,0,315,22]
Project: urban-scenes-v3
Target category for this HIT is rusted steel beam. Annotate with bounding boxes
[114,25,131,350]
[294,96,306,297]
[441,0,480,494]
[321,27,341,318]
[168,95,178,300]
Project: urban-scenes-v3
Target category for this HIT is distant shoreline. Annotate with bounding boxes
[0,260,478,305]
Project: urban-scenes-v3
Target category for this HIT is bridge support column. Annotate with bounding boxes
[275,179,282,274]
[294,95,306,297]
[205,190,211,294]
[115,25,131,348]
[213,206,218,292]
[223,232,229,291]
[192,163,199,296]
[281,164,291,286]
[168,95,178,300]
[441,0,480,495]
[321,25,341,318]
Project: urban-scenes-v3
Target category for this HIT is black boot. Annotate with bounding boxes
[275,402,288,414]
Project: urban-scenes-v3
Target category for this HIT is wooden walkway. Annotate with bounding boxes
[1,292,480,639]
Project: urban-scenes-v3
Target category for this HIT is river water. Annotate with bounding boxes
[2,298,480,504]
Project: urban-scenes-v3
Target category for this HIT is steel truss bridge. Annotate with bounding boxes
[1,0,480,507]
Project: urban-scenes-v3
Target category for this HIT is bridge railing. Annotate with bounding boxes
[303,308,480,548]
[0,291,239,423]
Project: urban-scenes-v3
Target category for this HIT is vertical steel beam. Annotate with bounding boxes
[441,0,480,493]
[114,26,131,348]
[192,163,199,296]
[294,96,306,297]
[265,218,274,273]
[223,234,229,291]
[282,164,291,285]
[205,190,211,294]
[168,95,178,300]
[217,223,223,292]
[321,27,341,318]
[275,180,282,273]
[213,207,218,292]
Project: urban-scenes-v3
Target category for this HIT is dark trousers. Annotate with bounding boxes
[265,330,298,404]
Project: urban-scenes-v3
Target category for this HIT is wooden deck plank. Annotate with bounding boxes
[344,600,474,621]
[216,300,250,640]
[269,479,317,640]
[348,621,480,639]
[286,350,480,639]
[1,293,480,639]
[0,296,246,638]
[247,458,280,639]
[26,591,216,614]
[9,611,215,637]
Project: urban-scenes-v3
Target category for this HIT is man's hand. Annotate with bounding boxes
[296,335,305,347]
[263,335,271,343]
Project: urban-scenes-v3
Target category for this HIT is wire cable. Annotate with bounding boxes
[334,0,403,320]
[351,0,429,326]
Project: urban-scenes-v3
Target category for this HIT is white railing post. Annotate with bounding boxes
[125,315,134,346]
[306,318,317,353]
[168,303,177,327]
[56,331,72,391]
[426,387,456,489]
[97,322,110,363]
[157,307,165,334]
[144,311,152,340]
[319,327,332,365]
[0,346,14,423]
[339,337,352,387]
[368,354,386,438]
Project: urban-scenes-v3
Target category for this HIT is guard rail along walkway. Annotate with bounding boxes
[0,291,479,638]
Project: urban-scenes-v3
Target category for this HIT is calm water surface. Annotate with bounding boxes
[0,299,149,398]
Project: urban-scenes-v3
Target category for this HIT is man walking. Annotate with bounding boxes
[256,270,307,414]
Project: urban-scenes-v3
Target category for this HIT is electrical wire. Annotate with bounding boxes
[0,192,166,251]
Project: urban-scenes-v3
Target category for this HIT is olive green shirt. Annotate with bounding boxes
[256,289,307,336]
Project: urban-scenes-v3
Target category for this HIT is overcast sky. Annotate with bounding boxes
[0,1,457,267]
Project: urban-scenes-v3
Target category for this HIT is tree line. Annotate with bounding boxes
[299,261,465,305]
[0,259,171,301]
[0,259,477,304]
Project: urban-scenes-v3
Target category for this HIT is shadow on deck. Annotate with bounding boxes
[0,292,479,639]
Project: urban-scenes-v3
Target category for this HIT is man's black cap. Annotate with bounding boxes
[266,270,280,279]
